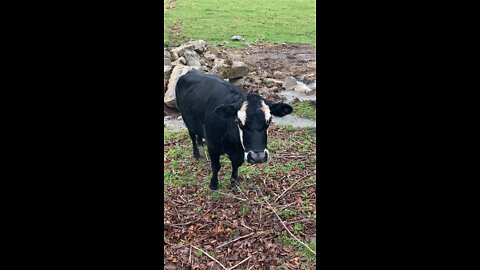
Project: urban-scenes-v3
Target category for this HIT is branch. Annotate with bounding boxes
[264,199,316,255]
[216,232,255,249]
[191,245,228,270]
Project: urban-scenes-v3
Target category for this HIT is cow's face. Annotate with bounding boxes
[214,93,293,164]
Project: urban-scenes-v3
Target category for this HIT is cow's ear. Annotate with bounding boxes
[269,102,293,117]
[214,104,237,119]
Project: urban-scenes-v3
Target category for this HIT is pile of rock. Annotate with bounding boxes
[164,40,315,109]
[164,40,250,108]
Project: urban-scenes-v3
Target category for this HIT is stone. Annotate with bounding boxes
[265,78,283,85]
[217,61,248,79]
[231,36,244,41]
[164,65,198,108]
[293,84,313,95]
[204,51,217,61]
[283,76,299,91]
[184,50,201,67]
[229,77,245,87]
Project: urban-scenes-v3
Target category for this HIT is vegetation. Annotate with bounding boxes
[164,125,317,267]
[164,0,317,47]
[291,100,316,120]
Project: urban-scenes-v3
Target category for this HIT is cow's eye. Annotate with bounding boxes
[266,117,273,125]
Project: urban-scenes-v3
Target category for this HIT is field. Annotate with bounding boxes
[164,125,317,269]
[164,1,317,268]
[164,0,317,47]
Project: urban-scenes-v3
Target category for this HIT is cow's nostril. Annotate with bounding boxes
[251,151,266,162]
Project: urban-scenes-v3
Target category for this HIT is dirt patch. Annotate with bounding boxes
[225,44,316,84]
[164,0,177,10]
[166,22,184,46]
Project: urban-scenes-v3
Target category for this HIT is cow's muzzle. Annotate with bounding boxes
[246,149,269,164]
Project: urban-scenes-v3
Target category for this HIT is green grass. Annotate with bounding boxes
[291,101,316,120]
[279,233,316,263]
[164,126,316,189]
[164,0,316,47]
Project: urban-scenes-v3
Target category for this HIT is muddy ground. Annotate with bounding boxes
[164,44,316,118]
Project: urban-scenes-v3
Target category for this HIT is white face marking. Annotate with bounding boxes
[237,101,248,126]
[238,126,245,151]
[261,101,271,123]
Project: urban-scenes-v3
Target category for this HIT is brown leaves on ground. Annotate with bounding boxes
[164,125,316,269]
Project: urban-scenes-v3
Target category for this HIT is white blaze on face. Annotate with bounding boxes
[237,101,248,126]
[237,101,248,153]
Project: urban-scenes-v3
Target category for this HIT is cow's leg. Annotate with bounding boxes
[209,151,221,190]
[188,131,200,159]
[230,157,244,192]
[196,135,204,147]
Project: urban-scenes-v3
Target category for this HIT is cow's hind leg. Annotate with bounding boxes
[188,131,200,159]
[208,150,221,190]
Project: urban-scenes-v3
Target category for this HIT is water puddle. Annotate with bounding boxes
[165,114,316,132]
[277,90,316,103]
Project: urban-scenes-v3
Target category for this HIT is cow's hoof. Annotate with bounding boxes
[209,183,218,190]
[193,153,200,160]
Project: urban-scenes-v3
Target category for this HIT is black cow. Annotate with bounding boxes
[175,69,293,191]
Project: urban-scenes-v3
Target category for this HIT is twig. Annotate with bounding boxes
[229,256,252,270]
[191,245,228,270]
[274,177,306,203]
[217,191,247,201]
[248,265,255,270]
[189,246,192,266]
[216,232,255,249]
[241,222,253,231]
[264,199,316,255]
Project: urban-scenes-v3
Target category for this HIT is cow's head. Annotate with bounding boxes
[214,93,293,164]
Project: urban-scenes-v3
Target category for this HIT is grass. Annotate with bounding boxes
[291,100,316,120]
[279,233,316,263]
[164,0,316,47]
[164,125,316,188]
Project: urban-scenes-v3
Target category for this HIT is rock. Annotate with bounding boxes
[283,76,299,91]
[179,57,187,65]
[259,86,269,95]
[184,50,201,67]
[164,65,172,75]
[231,36,244,41]
[215,61,249,79]
[164,57,171,65]
[293,84,313,95]
[229,77,245,87]
[170,51,179,61]
[188,40,206,53]
[273,71,283,79]
[164,65,198,108]
[170,43,195,57]
[204,51,217,61]
[265,78,283,85]
[304,73,316,84]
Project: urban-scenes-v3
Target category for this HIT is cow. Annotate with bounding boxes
[175,69,293,191]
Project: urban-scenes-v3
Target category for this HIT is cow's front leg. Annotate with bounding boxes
[209,151,221,190]
[230,158,244,193]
